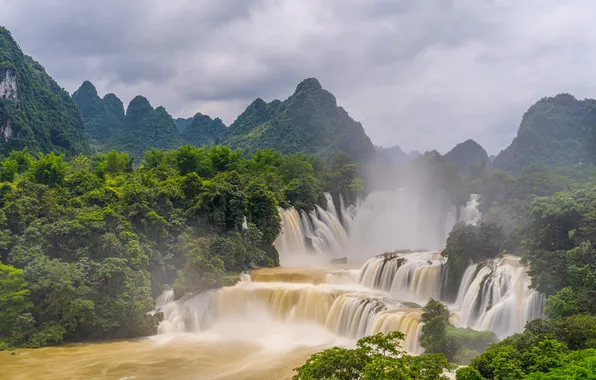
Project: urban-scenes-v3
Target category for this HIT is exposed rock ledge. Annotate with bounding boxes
[0,69,18,101]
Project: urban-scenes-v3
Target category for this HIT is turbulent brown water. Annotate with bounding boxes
[0,337,315,380]
[0,266,374,380]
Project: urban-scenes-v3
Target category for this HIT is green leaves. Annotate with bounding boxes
[419,299,497,364]
[455,366,484,380]
[293,331,450,380]
[469,315,596,379]
[441,222,504,301]
[0,263,32,334]
[29,153,70,187]
[0,144,361,349]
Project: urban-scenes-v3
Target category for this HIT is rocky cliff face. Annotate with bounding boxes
[0,69,18,101]
[0,26,89,155]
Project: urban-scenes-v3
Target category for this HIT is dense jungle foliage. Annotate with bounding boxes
[494,93,596,173]
[0,146,363,350]
[293,331,451,380]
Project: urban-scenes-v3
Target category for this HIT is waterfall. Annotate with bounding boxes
[274,189,461,265]
[369,310,423,354]
[157,191,545,356]
[358,254,406,292]
[157,290,215,334]
[274,193,352,265]
[158,268,423,353]
[275,208,307,256]
[453,264,479,307]
[359,252,444,302]
[325,294,386,338]
[356,252,545,338]
[460,194,481,225]
[453,255,545,338]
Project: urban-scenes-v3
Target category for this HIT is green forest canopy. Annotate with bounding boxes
[0,145,363,350]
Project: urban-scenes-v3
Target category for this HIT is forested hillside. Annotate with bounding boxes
[72,82,182,158]
[223,78,376,161]
[75,78,376,162]
[494,94,596,173]
[444,139,489,174]
[180,113,226,147]
[71,81,124,149]
[0,146,363,350]
[0,27,89,156]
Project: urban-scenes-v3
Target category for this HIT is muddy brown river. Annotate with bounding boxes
[0,337,319,380]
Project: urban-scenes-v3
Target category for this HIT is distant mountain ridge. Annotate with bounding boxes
[444,139,489,173]
[181,112,226,147]
[72,82,182,158]
[223,78,376,161]
[494,94,596,173]
[75,77,376,162]
[374,145,422,164]
[0,26,89,156]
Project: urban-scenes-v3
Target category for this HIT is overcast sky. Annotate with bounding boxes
[1,0,596,154]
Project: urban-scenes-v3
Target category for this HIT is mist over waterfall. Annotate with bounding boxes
[156,270,424,353]
[460,194,481,225]
[156,188,544,357]
[275,189,461,265]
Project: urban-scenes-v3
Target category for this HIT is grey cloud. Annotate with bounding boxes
[2,0,596,154]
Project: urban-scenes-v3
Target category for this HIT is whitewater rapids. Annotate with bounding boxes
[0,192,545,380]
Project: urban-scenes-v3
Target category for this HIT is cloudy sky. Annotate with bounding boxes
[1,0,595,154]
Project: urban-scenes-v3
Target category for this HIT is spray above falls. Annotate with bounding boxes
[156,190,544,355]
[274,190,464,265]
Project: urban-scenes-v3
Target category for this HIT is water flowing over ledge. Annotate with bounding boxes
[155,192,545,358]
[157,268,424,354]
[274,191,485,265]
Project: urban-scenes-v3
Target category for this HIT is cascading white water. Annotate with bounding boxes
[359,252,444,303]
[157,190,544,364]
[274,190,460,266]
[460,194,481,225]
[452,255,545,338]
[157,290,215,334]
[357,252,545,339]
[157,271,423,353]
[274,194,350,265]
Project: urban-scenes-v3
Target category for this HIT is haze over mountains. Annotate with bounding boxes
[73,77,376,162]
[2,25,596,173]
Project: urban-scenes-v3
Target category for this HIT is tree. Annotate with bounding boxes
[29,153,70,186]
[0,263,32,334]
[0,144,352,349]
[456,367,484,380]
[293,331,450,380]
[420,299,497,363]
[470,316,596,379]
[420,298,451,355]
[441,222,503,301]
